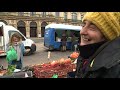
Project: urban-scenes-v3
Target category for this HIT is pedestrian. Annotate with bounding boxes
[61,30,67,51]
[71,32,78,51]
[6,33,25,69]
[69,12,120,78]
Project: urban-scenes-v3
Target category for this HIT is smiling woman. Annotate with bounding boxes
[71,12,120,78]
[80,20,106,46]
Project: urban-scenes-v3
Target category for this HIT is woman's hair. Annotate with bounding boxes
[9,33,22,45]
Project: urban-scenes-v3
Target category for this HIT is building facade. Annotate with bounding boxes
[0,12,85,38]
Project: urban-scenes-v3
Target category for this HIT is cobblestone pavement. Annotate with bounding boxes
[0,38,73,69]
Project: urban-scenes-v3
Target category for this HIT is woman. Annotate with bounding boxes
[74,12,120,78]
[6,33,25,69]
[61,30,67,51]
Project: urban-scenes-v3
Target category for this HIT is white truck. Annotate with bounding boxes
[0,22,36,56]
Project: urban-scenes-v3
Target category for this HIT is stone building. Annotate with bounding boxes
[0,12,85,38]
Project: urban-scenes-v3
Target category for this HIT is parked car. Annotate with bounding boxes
[0,22,36,56]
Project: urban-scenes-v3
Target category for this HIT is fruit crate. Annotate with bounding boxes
[32,63,75,78]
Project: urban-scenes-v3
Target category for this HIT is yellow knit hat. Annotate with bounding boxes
[82,12,120,40]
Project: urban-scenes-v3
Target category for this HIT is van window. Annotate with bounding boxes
[0,25,3,36]
[0,26,3,47]
[8,31,26,41]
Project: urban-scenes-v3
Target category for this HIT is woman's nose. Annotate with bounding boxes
[80,27,88,35]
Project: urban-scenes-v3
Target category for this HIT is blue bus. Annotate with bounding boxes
[44,23,82,51]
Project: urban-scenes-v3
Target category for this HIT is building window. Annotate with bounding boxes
[42,12,46,17]
[18,12,24,16]
[55,12,59,17]
[30,12,36,16]
[72,12,77,22]
[64,12,67,20]
[81,14,84,20]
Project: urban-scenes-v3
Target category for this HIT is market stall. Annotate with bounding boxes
[0,52,79,78]
[31,58,75,78]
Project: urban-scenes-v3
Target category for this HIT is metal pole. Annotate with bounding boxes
[48,51,51,60]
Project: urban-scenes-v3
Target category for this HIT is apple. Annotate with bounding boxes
[50,61,58,67]
[64,58,71,64]
[59,58,65,64]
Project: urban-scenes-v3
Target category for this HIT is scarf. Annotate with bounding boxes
[78,41,106,59]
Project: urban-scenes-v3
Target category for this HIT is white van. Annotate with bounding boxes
[0,22,36,56]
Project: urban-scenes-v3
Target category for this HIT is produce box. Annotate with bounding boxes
[31,58,76,78]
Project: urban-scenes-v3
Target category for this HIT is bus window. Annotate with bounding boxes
[55,29,62,42]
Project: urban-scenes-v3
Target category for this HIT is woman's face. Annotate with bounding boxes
[12,36,20,44]
[80,20,106,46]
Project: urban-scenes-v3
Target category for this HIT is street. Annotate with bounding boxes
[0,38,72,69]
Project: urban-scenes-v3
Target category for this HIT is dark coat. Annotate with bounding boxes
[61,35,67,46]
[75,37,120,78]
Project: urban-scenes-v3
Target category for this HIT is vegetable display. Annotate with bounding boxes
[69,52,79,62]
[32,58,75,78]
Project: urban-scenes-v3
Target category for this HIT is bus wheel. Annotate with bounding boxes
[24,47,32,56]
[49,45,54,51]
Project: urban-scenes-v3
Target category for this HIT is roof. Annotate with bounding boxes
[45,23,82,31]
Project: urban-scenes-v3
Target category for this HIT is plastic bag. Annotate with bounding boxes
[6,46,18,62]
[52,74,58,78]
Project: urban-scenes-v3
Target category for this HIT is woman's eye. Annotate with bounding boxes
[89,25,97,31]
[81,23,85,27]
[89,27,95,31]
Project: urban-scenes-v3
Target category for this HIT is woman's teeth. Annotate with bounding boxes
[82,35,89,41]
